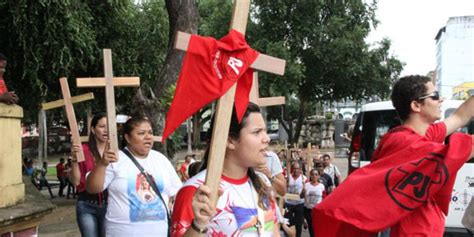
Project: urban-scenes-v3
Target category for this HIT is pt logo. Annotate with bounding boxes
[227,57,243,75]
[385,155,449,210]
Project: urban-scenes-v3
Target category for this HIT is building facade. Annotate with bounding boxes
[435,16,474,99]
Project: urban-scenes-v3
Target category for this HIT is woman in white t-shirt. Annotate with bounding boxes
[171,102,279,236]
[303,169,325,237]
[87,116,182,237]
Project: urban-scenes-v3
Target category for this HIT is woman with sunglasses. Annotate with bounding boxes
[302,169,325,237]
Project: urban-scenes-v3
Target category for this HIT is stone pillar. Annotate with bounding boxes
[0,103,25,208]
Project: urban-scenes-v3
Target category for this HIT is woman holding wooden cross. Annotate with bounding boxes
[70,112,108,237]
[86,116,182,237]
[171,102,279,236]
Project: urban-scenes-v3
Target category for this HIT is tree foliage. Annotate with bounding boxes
[0,0,404,150]
[0,0,169,124]
[250,0,403,142]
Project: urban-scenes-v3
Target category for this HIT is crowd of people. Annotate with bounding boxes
[4,45,472,237]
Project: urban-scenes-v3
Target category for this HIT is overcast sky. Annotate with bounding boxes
[366,0,474,76]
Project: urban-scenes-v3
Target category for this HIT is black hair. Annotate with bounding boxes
[88,112,107,163]
[187,161,202,178]
[200,102,271,209]
[121,116,151,148]
[0,53,7,61]
[391,75,432,121]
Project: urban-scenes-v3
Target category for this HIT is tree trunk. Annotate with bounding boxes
[131,0,198,157]
[293,100,307,144]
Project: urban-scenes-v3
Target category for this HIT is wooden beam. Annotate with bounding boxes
[204,0,250,208]
[103,49,119,154]
[59,78,85,162]
[257,97,286,107]
[250,72,285,107]
[306,143,313,178]
[76,77,140,88]
[41,92,94,111]
[174,31,285,76]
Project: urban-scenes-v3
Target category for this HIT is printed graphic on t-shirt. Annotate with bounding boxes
[307,191,319,205]
[232,206,259,230]
[128,173,166,222]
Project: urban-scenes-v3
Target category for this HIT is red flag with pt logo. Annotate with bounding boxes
[162,30,259,140]
[313,133,472,236]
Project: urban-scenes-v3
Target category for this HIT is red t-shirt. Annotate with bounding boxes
[76,143,97,192]
[179,162,189,181]
[372,123,447,237]
[0,78,8,94]
[56,163,66,178]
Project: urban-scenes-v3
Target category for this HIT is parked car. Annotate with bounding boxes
[47,126,71,154]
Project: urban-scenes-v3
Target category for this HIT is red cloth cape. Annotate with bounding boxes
[313,133,472,236]
[162,30,259,140]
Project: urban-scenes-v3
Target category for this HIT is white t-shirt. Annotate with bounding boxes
[172,170,277,237]
[324,163,341,183]
[285,174,307,205]
[266,151,283,177]
[103,149,182,237]
[303,182,325,209]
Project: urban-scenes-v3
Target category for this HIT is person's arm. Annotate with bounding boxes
[272,173,287,197]
[335,165,343,184]
[0,91,18,104]
[444,96,474,135]
[182,185,216,237]
[86,145,117,193]
[255,162,286,196]
[69,144,82,186]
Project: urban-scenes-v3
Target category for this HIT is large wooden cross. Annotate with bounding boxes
[174,0,285,206]
[41,79,95,162]
[76,49,140,154]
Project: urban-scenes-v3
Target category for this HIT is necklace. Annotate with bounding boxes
[230,180,262,236]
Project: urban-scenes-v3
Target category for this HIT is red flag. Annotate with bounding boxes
[162,30,259,140]
[313,133,472,236]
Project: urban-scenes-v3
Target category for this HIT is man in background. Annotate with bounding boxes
[0,53,18,104]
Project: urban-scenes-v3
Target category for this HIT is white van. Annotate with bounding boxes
[347,100,474,236]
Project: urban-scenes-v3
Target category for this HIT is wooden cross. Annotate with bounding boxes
[41,78,95,162]
[249,72,285,107]
[305,143,313,178]
[76,49,140,154]
[174,0,285,206]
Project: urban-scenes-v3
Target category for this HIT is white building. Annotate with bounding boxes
[435,16,474,99]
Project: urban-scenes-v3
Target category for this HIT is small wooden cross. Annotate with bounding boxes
[305,143,313,178]
[174,0,285,206]
[76,49,140,154]
[249,72,285,107]
[41,78,95,162]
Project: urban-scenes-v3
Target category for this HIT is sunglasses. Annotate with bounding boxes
[416,91,440,101]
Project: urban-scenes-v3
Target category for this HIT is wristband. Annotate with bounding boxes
[191,219,208,234]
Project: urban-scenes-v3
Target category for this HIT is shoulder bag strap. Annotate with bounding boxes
[122,149,171,237]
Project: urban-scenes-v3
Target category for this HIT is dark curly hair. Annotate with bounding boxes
[391,75,432,121]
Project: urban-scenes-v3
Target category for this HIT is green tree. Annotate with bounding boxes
[251,0,403,143]
[0,0,98,121]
